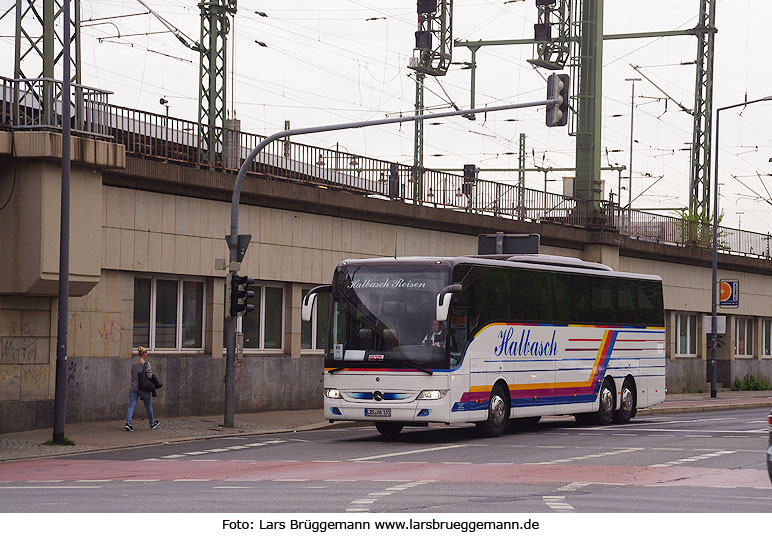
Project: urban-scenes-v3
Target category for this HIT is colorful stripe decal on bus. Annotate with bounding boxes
[452,328,645,412]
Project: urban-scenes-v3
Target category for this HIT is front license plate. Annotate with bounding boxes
[365,408,391,417]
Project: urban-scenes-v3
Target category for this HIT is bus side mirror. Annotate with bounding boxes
[436,283,462,322]
[301,294,316,322]
[302,284,332,322]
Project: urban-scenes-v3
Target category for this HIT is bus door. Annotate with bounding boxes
[447,307,471,421]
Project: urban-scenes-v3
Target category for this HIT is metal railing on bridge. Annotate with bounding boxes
[1,74,770,261]
[1,76,111,138]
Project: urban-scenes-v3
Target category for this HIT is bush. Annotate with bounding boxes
[731,374,772,391]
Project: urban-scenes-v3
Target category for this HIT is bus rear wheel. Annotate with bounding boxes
[612,379,636,424]
[375,422,403,436]
[476,385,509,437]
[595,377,616,425]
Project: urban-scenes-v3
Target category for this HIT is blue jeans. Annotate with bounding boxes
[126,390,154,425]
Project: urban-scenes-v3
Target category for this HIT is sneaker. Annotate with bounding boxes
[124,423,133,432]
[150,420,160,430]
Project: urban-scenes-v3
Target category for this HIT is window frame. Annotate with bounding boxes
[233,281,286,353]
[734,316,755,358]
[133,275,206,353]
[674,312,698,357]
[761,318,772,359]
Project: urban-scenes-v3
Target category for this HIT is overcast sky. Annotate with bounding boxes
[2,0,771,234]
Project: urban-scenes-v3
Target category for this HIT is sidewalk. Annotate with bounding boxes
[1,390,770,462]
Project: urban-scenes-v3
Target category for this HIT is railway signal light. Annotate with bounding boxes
[546,73,570,127]
[230,274,255,318]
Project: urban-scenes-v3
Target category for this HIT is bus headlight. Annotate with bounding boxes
[325,388,341,399]
[417,390,447,400]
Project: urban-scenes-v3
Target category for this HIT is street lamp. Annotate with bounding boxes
[710,94,772,398]
[625,77,641,235]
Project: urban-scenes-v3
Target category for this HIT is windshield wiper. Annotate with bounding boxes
[328,366,345,374]
[396,358,433,375]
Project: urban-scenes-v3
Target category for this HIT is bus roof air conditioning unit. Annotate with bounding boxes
[477,233,540,256]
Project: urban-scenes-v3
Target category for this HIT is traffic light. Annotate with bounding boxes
[545,73,569,127]
[230,274,255,318]
[462,163,476,198]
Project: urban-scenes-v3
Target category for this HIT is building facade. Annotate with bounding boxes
[1,131,771,433]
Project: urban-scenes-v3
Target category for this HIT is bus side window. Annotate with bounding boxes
[636,280,664,326]
[617,280,636,324]
[553,272,586,323]
[551,273,571,323]
[589,277,615,324]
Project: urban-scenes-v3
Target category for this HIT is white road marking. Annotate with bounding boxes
[324,479,357,482]
[0,486,102,489]
[543,495,574,512]
[525,447,643,465]
[650,450,736,468]
[349,444,471,462]
[27,480,63,483]
[616,428,765,435]
[346,480,434,513]
[151,440,287,460]
[75,480,112,483]
[556,482,591,492]
[273,479,308,482]
[173,479,211,482]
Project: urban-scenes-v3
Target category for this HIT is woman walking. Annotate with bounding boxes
[125,346,160,431]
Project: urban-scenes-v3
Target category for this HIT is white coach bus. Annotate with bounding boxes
[302,254,665,437]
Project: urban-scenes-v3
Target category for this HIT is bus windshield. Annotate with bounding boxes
[326,264,451,370]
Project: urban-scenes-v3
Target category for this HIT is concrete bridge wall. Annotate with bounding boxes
[2,134,771,432]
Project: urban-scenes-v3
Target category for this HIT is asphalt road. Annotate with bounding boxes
[1,408,769,513]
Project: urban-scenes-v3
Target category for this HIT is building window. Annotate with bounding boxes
[229,282,285,351]
[301,287,330,352]
[675,313,697,356]
[735,317,754,358]
[133,277,205,351]
[762,319,772,358]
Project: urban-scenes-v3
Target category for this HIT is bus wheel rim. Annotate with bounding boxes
[601,386,614,414]
[490,394,506,426]
[621,387,633,413]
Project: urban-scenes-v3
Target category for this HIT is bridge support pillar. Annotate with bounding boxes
[582,243,618,270]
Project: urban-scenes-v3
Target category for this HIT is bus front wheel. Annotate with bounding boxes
[375,422,403,436]
[476,385,509,437]
[575,377,615,426]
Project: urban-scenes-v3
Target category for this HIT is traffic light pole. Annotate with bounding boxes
[224,97,559,427]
